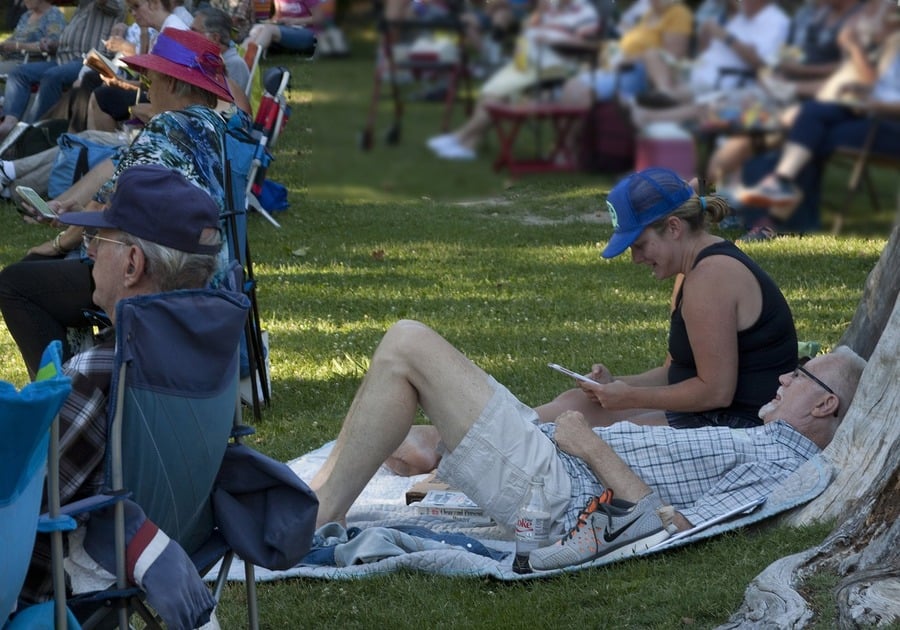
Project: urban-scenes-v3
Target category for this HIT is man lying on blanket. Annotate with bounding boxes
[310,321,866,572]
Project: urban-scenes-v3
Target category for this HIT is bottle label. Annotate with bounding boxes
[515,516,534,538]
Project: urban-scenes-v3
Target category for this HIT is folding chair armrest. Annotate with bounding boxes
[37,513,78,534]
[44,489,133,520]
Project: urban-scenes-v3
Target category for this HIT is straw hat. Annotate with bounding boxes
[123,28,233,103]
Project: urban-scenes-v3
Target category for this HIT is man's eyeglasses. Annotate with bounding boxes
[83,230,129,250]
[139,73,152,90]
[793,362,839,417]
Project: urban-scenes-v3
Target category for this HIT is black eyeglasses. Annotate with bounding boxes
[793,363,839,417]
[793,364,835,396]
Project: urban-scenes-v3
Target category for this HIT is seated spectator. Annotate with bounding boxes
[190,5,250,97]
[558,0,693,110]
[0,0,67,77]
[0,0,124,141]
[620,0,791,132]
[682,0,789,96]
[84,0,190,132]
[768,0,862,99]
[20,164,223,603]
[242,0,321,57]
[0,27,247,378]
[309,317,865,571]
[734,25,900,238]
[427,0,599,160]
[0,22,252,200]
[207,0,254,42]
[629,0,788,111]
[737,13,900,240]
[704,0,879,206]
[535,168,797,430]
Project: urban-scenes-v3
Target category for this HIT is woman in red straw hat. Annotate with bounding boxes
[0,27,253,378]
[83,0,191,132]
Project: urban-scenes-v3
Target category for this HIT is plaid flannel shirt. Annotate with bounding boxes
[21,330,115,603]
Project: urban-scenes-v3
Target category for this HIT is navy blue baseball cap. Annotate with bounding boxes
[58,165,221,255]
[601,167,695,259]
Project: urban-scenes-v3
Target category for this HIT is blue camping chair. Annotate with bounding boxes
[52,289,258,629]
[0,341,73,628]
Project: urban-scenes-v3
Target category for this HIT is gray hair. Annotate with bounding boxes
[822,345,867,420]
[170,77,219,106]
[193,5,235,45]
[123,228,221,291]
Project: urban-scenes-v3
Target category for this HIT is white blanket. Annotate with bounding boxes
[207,441,832,582]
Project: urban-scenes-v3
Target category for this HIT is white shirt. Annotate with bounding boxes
[690,3,790,92]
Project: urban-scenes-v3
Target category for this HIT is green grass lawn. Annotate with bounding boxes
[1,22,896,628]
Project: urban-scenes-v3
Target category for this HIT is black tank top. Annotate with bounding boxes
[667,241,797,421]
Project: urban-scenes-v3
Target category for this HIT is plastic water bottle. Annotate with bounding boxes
[512,477,550,574]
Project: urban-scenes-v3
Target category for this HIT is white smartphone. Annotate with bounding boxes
[15,185,58,219]
[547,363,601,385]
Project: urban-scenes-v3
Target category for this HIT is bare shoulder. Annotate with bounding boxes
[683,253,754,295]
[683,252,763,329]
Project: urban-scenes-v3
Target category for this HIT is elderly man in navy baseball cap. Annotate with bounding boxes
[20,164,226,606]
[57,164,222,321]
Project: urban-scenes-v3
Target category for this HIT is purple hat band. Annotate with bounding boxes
[151,32,232,100]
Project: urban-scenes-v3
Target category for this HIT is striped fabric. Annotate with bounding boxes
[55,0,124,64]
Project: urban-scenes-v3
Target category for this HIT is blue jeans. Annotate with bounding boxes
[741,102,900,233]
[274,25,317,56]
[3,58,83,122]
[580,62,648,101]
[789,100,900,157]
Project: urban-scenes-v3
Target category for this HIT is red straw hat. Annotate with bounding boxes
[123,28,233,103]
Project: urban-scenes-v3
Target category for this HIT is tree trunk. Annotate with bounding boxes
[837,223,900,360]
[722,224,900,628]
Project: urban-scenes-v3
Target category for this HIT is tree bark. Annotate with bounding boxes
[838,223,900,360]
[722,224,900,628]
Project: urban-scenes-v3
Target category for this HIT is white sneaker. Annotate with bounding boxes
[0,161,12,200]
[426,133,457,152]
[436,140,476,161]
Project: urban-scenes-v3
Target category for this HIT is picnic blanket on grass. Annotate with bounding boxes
[205,440,833,582]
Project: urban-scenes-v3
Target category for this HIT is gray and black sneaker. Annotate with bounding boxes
[529,491,671,571]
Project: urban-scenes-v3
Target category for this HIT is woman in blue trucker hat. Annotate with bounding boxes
[536,167,798,430]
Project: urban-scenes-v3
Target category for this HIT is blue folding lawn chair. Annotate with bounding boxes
[52,289,258,629]
[1,341,74,628]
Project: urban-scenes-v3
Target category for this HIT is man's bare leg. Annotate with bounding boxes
[384,425,442,476]
[309,320,495,526]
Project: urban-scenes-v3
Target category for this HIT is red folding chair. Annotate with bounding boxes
[359,0,472,150]
[246,66,291,229]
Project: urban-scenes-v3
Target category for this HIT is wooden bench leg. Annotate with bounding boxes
[547,114,584,171]
[489,115,526,173]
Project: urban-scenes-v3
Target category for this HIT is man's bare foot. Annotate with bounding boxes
[384,425,442,476]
